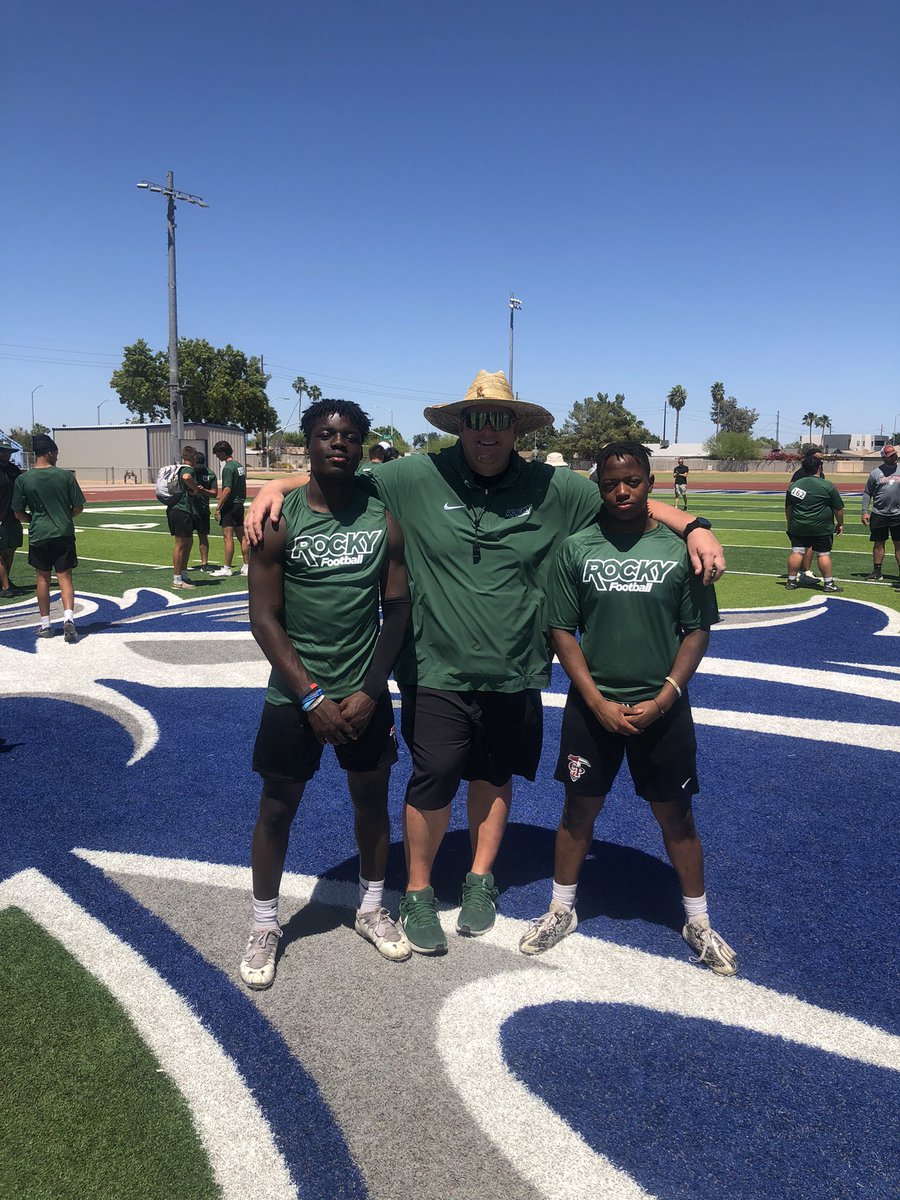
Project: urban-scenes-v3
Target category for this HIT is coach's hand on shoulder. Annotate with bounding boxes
[686,527,726,585]
[307,698,355,745]
[339,692,376,738]
[246,483,287,546]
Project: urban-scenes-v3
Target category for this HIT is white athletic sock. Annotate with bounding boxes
[683,892,708,924]
[39,616,51,630]
[358,876,384,914]
[551,881,578,911]
[788,574,798,582]
[824,576,834,584]
[63,609,74,622]
[252,895,280,929]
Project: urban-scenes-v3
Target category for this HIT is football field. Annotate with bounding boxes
[1,491,898,1199]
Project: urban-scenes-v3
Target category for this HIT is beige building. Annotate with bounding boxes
[51,422,247,484]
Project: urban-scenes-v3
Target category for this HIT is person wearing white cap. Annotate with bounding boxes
[861,444,900,581]
[245,370,725,955]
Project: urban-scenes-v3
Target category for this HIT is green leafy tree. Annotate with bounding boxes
[710,382,726,435]
[370,426,410,455]
[667,385,688,443]
[109,339,168,421]
[719,396,759,435]
[8,424,50,453]
[555,393,655,462]
[411,431,456,452]
[705,431,762,463]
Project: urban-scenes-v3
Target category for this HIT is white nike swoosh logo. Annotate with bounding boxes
[681,777,692,790]
[443,503,466,510]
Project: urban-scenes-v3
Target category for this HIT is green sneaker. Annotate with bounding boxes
[399,886,447,955]
[457,871,499,936]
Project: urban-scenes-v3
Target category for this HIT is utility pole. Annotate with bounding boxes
[775,410,780,450]
[137,173,208,464]
[508,295,522,390]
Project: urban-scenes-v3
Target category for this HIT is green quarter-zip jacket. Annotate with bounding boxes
[360,445,601,691]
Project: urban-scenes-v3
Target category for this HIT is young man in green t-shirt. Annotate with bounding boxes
[190,451,218,572]
[520,441,737,976]
[784,457,844,592]
[12,434,86,642]
[211,440,248,577]
[242,400,411,989]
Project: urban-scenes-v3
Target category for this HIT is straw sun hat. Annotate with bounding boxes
[423,370,554,436]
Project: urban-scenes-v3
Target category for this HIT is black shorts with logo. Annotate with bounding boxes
[28,536,78,573]
[555,687,699,805]
[252,690,398,783]
[399,685,543,811]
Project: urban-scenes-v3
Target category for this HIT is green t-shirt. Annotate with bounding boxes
[785,476,843,538]
[193,466,217,514]
[221,459,246,504]
[547,521,719,704]
[265,483,389,704]
[11,465,86,544]
[170,465,198,516]
[359,445,602,691]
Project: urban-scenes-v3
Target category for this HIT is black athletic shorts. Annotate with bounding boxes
[554,687,699,805]
[166,506,194,538]
[252,691,398,782]
[28,536,77,573]
[0,519,23,550]
[787,530,834,552]
[399,685,543,811]
[219,502,244,529]
[194,508,211,536]
[868,516,900,543]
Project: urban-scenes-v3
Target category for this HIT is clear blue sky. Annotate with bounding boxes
[2,0,898,446]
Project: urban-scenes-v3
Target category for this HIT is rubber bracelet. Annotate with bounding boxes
[664,676,682,698]
[299,682,319,701]
[300,687,324,711]
[303,692,326,712]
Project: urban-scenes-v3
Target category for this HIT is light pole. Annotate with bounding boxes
[371,405,395,445]
[137,173,208,464]
[97,398,114,425]
[508,295,522,391]
[30,384,44,430]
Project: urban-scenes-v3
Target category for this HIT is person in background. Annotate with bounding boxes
[11,434,86,642]
[167,446,201,590]
[785,455,843,592]
[191,451,218,571]
[789,450,826,583]
[861,444,900,582]
[673,458,689,510]
[211,441,248,578]
[0,437,29,597]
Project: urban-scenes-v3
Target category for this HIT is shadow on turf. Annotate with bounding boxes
[318,825,685,936]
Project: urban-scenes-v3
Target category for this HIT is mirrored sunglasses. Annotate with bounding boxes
[462,409,515,432]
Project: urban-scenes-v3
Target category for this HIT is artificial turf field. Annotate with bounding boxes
[1,491,898,1200]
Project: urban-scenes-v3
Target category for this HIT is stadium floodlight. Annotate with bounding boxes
[508,294,523,391]
[137,171,208,463]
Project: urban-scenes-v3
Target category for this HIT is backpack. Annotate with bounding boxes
[155,463,184,505]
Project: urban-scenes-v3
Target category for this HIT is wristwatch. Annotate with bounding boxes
[682,517,712,539]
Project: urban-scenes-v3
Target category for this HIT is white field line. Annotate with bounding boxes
[0,870,299,1200]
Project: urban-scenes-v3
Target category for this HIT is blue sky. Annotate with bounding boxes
[2,0,898,445]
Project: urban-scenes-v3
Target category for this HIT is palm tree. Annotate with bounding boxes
[306,384,323,410]
[816,414,832,446]
[667,385,688,443]
[291,376,308,433]
[710,382,725,436]
[801,412,818,445]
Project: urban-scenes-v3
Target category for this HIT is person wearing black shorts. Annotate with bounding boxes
[242,399,411,989]
[785,457,844,592]
[11,435,86,642]
[861,444,900,581]
[211,441,248,577]
[519,441,737,976]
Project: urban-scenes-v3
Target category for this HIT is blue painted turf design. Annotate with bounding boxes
[1,587,898,1197]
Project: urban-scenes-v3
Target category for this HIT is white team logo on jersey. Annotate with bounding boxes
[289,528,384,568]
[582,557,678,593]
[568,754,591,781]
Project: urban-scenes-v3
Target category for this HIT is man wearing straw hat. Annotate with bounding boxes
[246,370,724,955]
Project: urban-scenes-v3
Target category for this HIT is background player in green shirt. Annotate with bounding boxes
[12,434,86,642]
[211,440,248,577]
[784,457,844,593]
[191,451,218,571]
[245,371,726,957]
[166,446,202,589]
[242,399,411,989]
[520,441,737,976]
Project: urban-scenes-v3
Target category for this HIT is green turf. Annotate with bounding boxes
[0,908,218,1200]
[2,494,898,614]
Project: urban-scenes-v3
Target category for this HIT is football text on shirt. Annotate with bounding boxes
[289,528,384,568]
[582,557,679,593]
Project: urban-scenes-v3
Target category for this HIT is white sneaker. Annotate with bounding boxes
[210,566,233,577]
[354,908,412,961]
[240,926,282,989]
[518,900,578,956]
[682,916,738,976]
[240,564,249,577]
[172,578,196,590]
